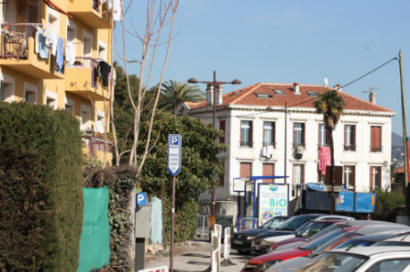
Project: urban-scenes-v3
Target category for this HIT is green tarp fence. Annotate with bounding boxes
[78,187,111,272]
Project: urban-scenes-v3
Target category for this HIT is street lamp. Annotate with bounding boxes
[187,71,241,225]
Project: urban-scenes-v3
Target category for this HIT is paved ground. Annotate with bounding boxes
[145,241,250,272]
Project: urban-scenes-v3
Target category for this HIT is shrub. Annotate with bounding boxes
[0,103,83,271]
[374,189,406,221]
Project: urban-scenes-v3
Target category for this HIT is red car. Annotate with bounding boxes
[241,227,359,272]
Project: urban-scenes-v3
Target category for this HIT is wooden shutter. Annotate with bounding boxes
[263,163,275,183]
[302,123,305,146]
[352,125,356,148]
[352,166,356,190]
[219,120,225,143]
[272,122,276,147]
[249,121,253,147]
[240,162,252,178]
[371,126,381,151]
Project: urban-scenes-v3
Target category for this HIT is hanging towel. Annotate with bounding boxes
[97,61,111,87]
[34,26,42,54]
[38,31,49,59]
[318,146,331,176]
[45,28,58,56]
[65,40,76,66]
[113,0,122,21]
[55,37,64,73]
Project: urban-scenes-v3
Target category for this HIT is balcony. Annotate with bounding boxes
[65,59,110,101]
[0,23,64,79]
[68,0,112,29]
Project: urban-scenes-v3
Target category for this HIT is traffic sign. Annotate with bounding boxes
[137,192,147,206]
[167,134,182,176]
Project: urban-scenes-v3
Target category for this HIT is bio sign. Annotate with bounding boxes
[167,134,181,176]
[258,184,288,226]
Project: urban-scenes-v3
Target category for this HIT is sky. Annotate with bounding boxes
[114,0,410,135]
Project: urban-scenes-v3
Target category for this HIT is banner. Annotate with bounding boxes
[258,184,288,226]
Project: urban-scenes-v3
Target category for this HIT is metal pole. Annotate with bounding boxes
[284,102,288,184]
[211,71,217,222]
[399,50,409,188]
[170,175,176,271]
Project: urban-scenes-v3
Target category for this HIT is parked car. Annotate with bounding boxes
[291,246,410,272]
[252,215,353,254]
[231,216,288,254]
[242,227,359,272]
[266,224,410,272]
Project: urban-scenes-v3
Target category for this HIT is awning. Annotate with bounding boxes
[42,0,72,18]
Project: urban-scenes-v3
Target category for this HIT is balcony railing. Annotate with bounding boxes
[0,23,64,79]
[68,0,112,29]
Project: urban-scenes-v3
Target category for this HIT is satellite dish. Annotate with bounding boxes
[324,77,329,86]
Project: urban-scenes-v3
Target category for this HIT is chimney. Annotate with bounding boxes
[215,85,223,105]
[293,82,301,95]
[206,84,214,106]
[333,84,342,92]
[369,91,376,104]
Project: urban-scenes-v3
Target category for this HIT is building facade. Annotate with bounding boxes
[0,0,116,164]
[185,82,394,218]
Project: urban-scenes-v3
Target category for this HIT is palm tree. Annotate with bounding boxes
[159,80,205,113]
[314,89,345,213]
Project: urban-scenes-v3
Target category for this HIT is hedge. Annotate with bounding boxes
[0,103,83,271]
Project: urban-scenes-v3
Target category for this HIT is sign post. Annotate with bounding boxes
[168,134,181,272]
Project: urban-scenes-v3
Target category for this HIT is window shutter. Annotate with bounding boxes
[371,126,382,151]
[240,162,252,178]
[250,121,253,147]
[302,123,305,146]
[263,163,275,183]
[352,125,356,148]
[352,166,356,190]
[344,125,347,149]
[219,160,225,186]
[370,167,374,191]
[273,122,276,147]
[219,120,225,143]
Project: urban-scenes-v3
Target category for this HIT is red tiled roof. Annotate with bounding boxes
[186,83,393,113]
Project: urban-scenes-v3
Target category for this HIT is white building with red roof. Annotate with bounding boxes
[183,82,394,217]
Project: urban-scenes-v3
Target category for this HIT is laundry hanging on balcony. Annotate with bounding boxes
[318,146,331,176]
[65,41,76,66]
[55,37,64,73]
[97,61,111,87]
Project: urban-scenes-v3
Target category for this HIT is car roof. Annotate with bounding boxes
[330,245,410,256]
[315,215,355,221]
[347,233,398,242]
[379,232,410,242]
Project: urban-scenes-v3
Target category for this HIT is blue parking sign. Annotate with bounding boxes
[137,192,147,206]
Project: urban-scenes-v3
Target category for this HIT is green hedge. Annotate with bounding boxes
[0,103,83,271]
[374,189,406,221]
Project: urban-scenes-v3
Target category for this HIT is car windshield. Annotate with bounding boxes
[294,252,368,272]
[295,221,333,238]
[311,233,358,256]
[261,217,286,230]
[305,223,349,242]
[300,230,345,251]
[335,239,375,250]
[276,216,316,231]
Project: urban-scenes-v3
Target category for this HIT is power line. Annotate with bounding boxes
[341,56,398,89]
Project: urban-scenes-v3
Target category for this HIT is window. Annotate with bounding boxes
[263,163,275,183]
[256,93,272,98]
[293,122,305,147]
[293,164,304,185]
[240,120,252,147]
[80,104,91,131]
[24,90,36,104]
[263,121,275,146]
[82,31,93,68]
[370,166,382,191]
[343,166,355,189]
[319,124,329,147]
[273,89,285,95]
[344,125,356,151]
[307,91,318,97]
[0,81,13,102]
[45,90,57,110]
[367,258,410,272]
[65,98,75,115]
[370,126,382,152]
[219,120,226,143]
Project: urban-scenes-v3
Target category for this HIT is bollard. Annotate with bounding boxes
[221,227,235,266]
[210,231,220,272]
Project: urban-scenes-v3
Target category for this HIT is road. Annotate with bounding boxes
[145,241,250,272]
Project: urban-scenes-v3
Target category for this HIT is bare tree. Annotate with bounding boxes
[111,0,180,171]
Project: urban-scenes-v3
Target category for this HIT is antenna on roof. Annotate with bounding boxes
[324,77,329,87]
[362,86,379,104]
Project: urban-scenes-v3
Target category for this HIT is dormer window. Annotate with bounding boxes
[256,93,272,98]
[307,91,318,97]
[273,89,285,95]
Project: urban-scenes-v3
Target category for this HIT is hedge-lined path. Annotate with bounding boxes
[145,241,249,272]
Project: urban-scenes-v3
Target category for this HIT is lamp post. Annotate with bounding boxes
[188,71,241,227]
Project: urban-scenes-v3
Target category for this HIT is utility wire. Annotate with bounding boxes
[341,57,398,89]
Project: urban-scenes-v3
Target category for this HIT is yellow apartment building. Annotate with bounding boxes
[0,0,116,165]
